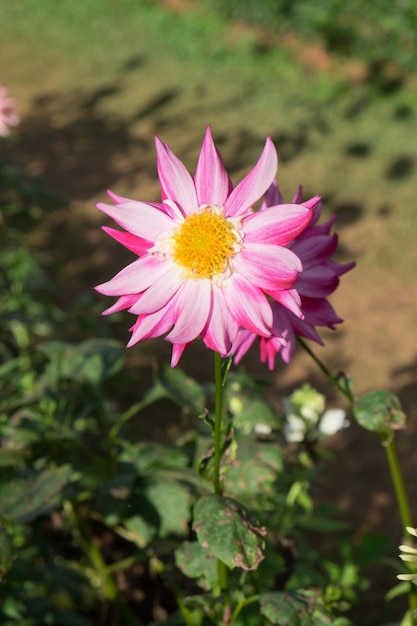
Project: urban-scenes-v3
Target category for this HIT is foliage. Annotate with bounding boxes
[0,86,412,623]
[0,170,375,624]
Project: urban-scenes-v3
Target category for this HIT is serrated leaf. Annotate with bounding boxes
[39,338,124,385]
[353,389,406,435]
[158,364,205,414]
[175,540,218,591]
[193,495,266,571]
[0,465,73,523]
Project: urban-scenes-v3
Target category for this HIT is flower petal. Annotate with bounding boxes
[261,180,284,210]
[231,329,257,364]
[194,127,232,206]
[296,266,339,297]
[223,274,272,336]
[128,267,184,315]
[170,342,190,367]
[107,189,131,204]
[235,243,302,291]
[102,294,139,315]
[97,200,174,242]
[268,288,303,318]
[102,226,151,256]
[293,233,338,266]
[202,285,239,355]
[165,279,212,343]
[243,203,313,246]
[225,137,278,217]
[300,297,343,328]
[95,255,171,296]
[127,305,176,347]
[155,137,198,215]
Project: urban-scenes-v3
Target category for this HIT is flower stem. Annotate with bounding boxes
[384,440,413,531]
[298,338,417,621]
[213,351,224,497]
[384,441,417,622]
[296,337,354,402]
[213,351,230,616]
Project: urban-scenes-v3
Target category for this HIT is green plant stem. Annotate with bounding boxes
[213,351,230,615]
[230,595,260,623]
[298,338,417,622]
[384,441,413,531]
[384,441,417,622]
[296,337,354,402]
[213,351,224,497]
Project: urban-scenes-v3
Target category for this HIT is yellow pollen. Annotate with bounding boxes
[172,208,238,278]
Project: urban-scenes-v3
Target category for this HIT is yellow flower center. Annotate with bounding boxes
[172,206,240,279]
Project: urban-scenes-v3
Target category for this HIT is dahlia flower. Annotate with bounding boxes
[0,84,19,137]
[232,182,355,368]
[96,128,315,365]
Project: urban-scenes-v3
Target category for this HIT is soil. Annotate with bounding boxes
[2,10,417,623]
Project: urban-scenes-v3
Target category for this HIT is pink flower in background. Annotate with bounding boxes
[0,84,19,137]
[96,128,314,365]
[232,182,355,368]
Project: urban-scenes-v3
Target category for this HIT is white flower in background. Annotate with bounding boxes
[283,383,349,442]
[319,408,349,436]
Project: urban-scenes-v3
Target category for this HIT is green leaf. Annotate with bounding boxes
[193,495,266,571]
[116,475,191,546]
[259,592,311,625]
[225,439,283,496]
[353,389,406,436]
[0,465,73,523]
[175,540,218,591]
[145,478,190,538]
[120,441,189,473]
[225,372,277,434]
[157,364,205,414]
[259,591,333,625]
[39,338,124,385]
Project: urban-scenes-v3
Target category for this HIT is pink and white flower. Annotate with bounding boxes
[232,182,355,368]
[0,84,19,137]
[96,128,315,365]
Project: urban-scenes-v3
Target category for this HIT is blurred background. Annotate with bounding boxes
[2,0,417,607]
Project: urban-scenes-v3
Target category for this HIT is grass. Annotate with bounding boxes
[2,0,417,282]
[1,1,417,350]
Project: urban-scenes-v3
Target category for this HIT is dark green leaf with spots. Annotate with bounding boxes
[353,389,406,436]
[193,494,266,571]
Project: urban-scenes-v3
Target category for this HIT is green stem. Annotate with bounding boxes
[230,595,260,623]
[298,338,417,622]
[296,337,354,402]
[384,441,413,531]
[212,351,230,618]
[384,441,417,622]
[213,351,224,496]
